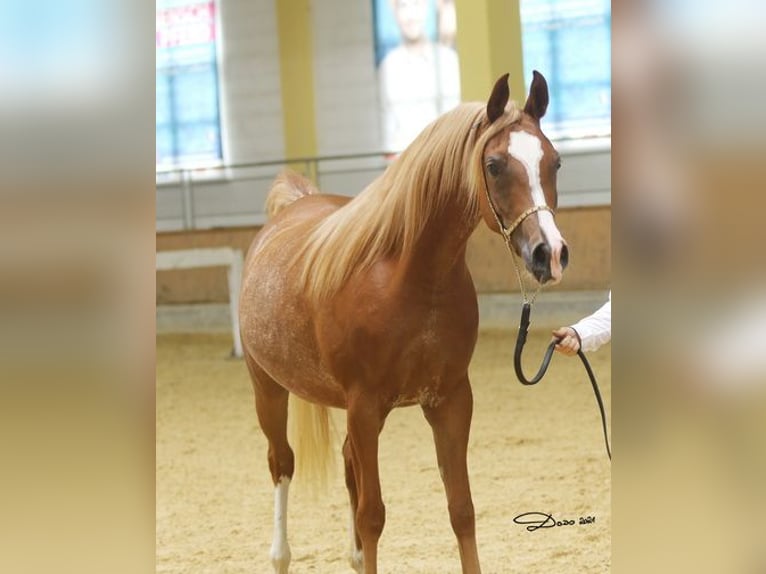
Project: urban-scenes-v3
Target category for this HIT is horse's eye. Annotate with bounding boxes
[487,162,501,177]
[556,157,562,170]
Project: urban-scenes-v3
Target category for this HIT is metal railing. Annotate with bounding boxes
[156,151,395,231]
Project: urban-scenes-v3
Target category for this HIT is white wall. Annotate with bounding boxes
[217,0,284,164]
[312,0,382,155]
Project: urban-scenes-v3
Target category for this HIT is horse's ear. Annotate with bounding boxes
[524,70,549,121]
[487,73,510,124]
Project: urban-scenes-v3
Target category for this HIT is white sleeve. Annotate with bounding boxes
[570,291,611,352]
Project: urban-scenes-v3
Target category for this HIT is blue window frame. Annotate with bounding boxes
[156,0,223,169]
[521,0,611,140]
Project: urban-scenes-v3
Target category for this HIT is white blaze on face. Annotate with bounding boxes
[508,130,566,280]
[270,476,291,573]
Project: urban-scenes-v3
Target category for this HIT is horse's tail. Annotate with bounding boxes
[288,396,335,493]
[265,170,318,219]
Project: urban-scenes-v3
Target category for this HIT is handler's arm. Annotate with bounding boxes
[570,291,611,353]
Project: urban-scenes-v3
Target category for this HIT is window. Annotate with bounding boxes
[521,0,611,140]
[156,0,222,169]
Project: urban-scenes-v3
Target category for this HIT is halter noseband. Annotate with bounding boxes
[498,204,555,244]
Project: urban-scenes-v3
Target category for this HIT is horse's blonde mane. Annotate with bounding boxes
[297,101,522,303]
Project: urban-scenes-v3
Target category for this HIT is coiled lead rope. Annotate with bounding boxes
[514,302,612,460]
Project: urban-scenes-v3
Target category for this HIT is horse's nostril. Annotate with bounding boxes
[560,244,569,270]
[532,243,550,268]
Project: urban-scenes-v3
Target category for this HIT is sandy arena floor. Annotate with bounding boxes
[157,330,611,573]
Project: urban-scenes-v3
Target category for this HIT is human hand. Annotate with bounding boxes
[551,327,580,356]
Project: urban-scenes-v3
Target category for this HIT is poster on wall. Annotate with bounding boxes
[373,0,461,153]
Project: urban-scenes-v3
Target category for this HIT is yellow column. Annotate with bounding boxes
[275,0,317,166]
[454,0,526,104]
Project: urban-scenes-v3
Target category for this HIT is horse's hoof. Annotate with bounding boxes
[271,558,289,574]
[270,545,290,574]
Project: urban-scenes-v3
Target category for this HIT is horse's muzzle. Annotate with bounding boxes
[529,241,569,284]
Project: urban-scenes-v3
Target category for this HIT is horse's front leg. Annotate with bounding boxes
[343,434,364,573]
[422,377,481,574]
[346,391,388,574]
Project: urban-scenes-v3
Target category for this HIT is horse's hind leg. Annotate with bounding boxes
[245,355,294,574]
[422,377,481,574]
[343,435,364,573]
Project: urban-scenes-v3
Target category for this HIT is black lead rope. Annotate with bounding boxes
[514,302,612,461]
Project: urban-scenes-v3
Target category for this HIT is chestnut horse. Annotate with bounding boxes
[239,72,568,574]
